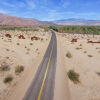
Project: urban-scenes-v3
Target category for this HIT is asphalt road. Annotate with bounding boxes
[23,31,57,100]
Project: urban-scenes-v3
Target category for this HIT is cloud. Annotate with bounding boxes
[26,0,36,10]
[62,2,70,8]
[2,1,25,8]
[0,9,7,13]
[61,0,70,8]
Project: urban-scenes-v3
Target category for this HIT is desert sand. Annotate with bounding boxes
[1,29,100,100]
[55,32,100,100]
[0,29,51,100]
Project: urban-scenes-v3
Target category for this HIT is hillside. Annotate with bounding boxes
[0,13,53,26]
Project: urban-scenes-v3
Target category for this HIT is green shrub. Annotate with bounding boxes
[67,69,80,84]
[4,75,13,83]
[66,52,72,58]
[15,65,24,74]
[0,64,10,71]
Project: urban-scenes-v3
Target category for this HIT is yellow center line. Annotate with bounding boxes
[38,40,54,100]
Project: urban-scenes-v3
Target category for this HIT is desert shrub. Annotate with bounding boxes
[66,52,72,58]
[30,43,33,45]
[15,65,24,74]
[4,75,13,83]
[79,44,82,46]
[84,51,87,53]
[0,64,10,71]
[6,49,10,51]
[76,47,82,50]
[88,55,93,57]
[41,38,43,41]
[17,43,20,45]
[67,69,80,84]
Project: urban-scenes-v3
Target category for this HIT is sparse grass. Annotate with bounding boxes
[26,52,29,55]
[88,55,93,57]
[66,52,72,58]
[36,48,38,51]
[76,47,82,50]
[41,38,43,41]
[84,51,87,53]
[96,47,100,49]
[98,51,100,53]
[0,64,10,71]
[17,43,20,45]
[79,44,82,46]
[30,43,33,45]
[15,65,24,74]
[27,48,30,51]
[6,56,9,59]
[6,49,10,51]
[96,72,100,76]
[67,69,80,84]
[4,75,13,83]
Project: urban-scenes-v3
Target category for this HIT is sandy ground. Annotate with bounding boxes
[0,29,51,100]
[54,33,72,100]
[57,32,100,100]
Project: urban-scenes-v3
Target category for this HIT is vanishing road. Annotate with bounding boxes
[23,31,57,100]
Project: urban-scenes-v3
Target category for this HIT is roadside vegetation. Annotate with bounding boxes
[1,25,100,35]
[15,65,24,74]
[66,52,72,58]
[49,26,100,35]
[0,64,10,71]
[4,75,13,83]
[67,69,80,84]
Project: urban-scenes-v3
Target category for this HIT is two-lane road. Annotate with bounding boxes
[23,31,57,100]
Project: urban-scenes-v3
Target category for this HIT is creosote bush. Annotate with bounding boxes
[15,65,24,74]
[0,64,10,71]
[88,55,93,57]
[67,69,80,84]
[4,75,13,83]
[66,52,72,58]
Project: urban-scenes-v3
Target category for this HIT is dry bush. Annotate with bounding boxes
[4,75,13,83]
[67,69,80,84]
[88,55,93,57]
[0,64,10,71]
[16,43,20,45]
[15,65,24,74]
[66,52,72,58]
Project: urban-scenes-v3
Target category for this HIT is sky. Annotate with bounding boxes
[0,0,100,21]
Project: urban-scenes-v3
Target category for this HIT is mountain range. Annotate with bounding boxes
[0,13,100,26]
[0,13,54,26]
[53,18,100,26]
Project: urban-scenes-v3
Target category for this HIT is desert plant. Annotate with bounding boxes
[67,69,80,84]
[15,65,24,74]
[6,49,10,51]
[4,75,13,83]
[66,52,72,58]
[30,43,33,45]
[76,47,82,50]
[17,43,20,45]
[0,64,10,71]
[88,55,93,57]
[79,44,82,46]
[84,51,87,53]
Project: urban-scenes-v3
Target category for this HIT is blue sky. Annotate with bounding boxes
[0,0,100,21]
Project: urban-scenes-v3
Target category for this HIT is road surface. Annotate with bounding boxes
[23,31,57,100]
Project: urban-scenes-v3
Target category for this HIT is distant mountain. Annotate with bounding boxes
[0,14,100,26]
[0,13,54,26]
[53,18,100,26]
